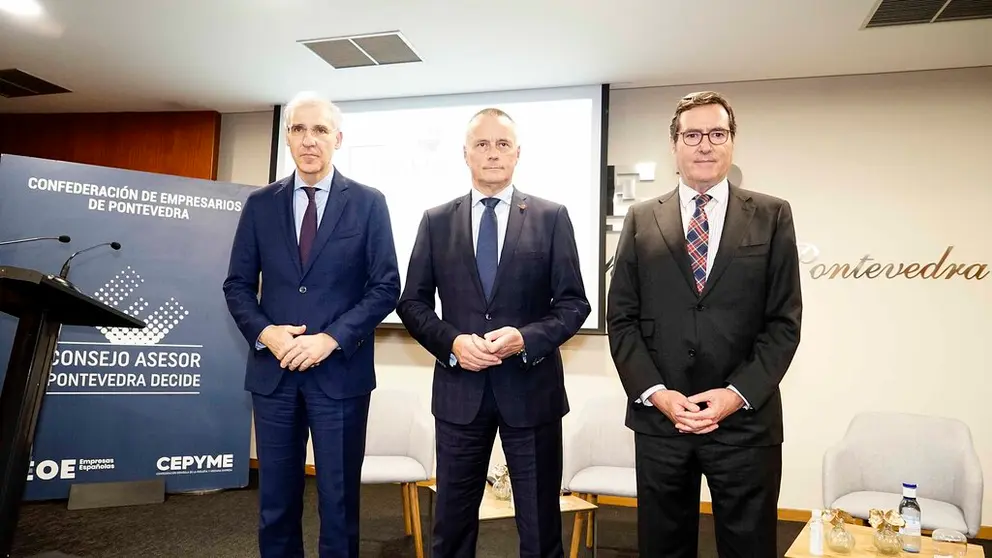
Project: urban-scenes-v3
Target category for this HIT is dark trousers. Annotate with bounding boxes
[635,432,782,558]
[252,371,371,558]
[432,375,564,558]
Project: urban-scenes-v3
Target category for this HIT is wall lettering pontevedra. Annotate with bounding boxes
[798,245,988,281]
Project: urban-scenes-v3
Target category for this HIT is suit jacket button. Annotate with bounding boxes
[695,304,704,311]
[299,286,307,294]
[688,349,696,357]
[485,313,492,321]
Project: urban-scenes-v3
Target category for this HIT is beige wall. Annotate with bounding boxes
[217,111,272,186]
[219,66,992,523]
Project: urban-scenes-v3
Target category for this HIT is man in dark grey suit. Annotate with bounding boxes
[397,108,590,558]
[607,91,802,558]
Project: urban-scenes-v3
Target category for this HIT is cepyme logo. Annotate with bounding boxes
[91,266,189,345]
[156,454,234,475]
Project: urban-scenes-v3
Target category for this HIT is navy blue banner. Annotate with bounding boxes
[0,154,253,500]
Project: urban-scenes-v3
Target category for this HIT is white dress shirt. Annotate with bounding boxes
[637,178,751,410]
[292,167,334,240]
[471,184,514,261]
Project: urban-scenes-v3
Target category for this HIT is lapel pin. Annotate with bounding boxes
[518,203,527,211]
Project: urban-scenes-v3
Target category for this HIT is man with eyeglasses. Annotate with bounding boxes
[607,91,802,557]
[397,108,590,557]
[223,91,399,558]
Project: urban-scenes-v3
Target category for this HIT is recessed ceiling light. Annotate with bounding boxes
[0,0,43,17]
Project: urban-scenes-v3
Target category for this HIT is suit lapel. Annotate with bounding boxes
[653,189,696,294]
[453,193,486,302]
[301,172,351,278]
[278,175,303,275]
[488,190,527,304]
[700,186,754,299]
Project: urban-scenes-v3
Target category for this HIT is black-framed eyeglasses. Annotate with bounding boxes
[679,129,730,146]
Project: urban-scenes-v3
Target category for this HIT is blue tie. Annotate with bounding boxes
[477,197,500,300]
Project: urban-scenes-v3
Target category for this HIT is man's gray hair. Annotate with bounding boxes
[465,106,521,146]
[283,91,343,131]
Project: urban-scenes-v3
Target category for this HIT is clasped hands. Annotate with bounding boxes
[451,327,524,372]
[260,324,338,372]
[648,388,744,434]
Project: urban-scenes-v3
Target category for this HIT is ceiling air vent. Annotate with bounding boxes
[0,68,71,98]
[865,0,992,27]
[300,31,422,69]
[934,0,992,21]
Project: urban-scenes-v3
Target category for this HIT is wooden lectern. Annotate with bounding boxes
[0,265,145,557]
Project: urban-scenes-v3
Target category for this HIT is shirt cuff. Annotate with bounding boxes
[449,353,457,367]
[637,384,666,406]
[727,384,751,410]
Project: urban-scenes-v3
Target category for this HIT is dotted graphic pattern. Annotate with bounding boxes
[91,266,189,345]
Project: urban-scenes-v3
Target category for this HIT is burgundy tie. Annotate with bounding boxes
[299,187,318,264]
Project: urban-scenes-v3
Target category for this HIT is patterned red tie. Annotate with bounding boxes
[299,187,318,264]
[686,194,712,293]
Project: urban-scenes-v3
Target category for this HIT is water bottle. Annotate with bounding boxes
[899,482,922,552]
[808,508,824,556]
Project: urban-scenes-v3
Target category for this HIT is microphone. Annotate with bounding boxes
[59,241,121,280]
[0,235,71,247]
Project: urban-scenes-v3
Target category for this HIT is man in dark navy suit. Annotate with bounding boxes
[397,108,590,558]
[223,91,400,558]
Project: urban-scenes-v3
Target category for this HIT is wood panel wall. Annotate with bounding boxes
[0,111,222,180]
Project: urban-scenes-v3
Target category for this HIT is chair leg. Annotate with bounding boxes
[586,495,596,548]
[408,483,424,558]
[569,493,584,558]
[402,483,412,535]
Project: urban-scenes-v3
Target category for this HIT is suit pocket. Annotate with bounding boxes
[514,251,544,260]
[639,319,654,338]
[736,243,770,257]
[331,227,362,240]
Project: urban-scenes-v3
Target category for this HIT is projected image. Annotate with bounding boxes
[276,85,604,330]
